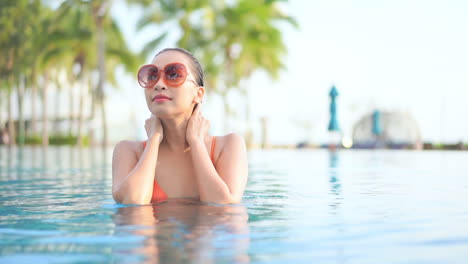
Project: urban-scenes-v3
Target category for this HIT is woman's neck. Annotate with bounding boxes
[160,115,191,152]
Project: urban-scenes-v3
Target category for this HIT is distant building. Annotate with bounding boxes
[352,110,422,149]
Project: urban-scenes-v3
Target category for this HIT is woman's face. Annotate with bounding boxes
[144,50,204,118]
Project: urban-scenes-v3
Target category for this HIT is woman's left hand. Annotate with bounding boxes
[186,104,210,146]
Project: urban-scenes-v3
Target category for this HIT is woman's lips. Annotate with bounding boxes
[154,98,170,103]
[152,94,172,103]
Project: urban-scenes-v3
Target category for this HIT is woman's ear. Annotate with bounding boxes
[194,86,205,104]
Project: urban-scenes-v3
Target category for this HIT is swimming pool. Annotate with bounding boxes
[1,146,467,263]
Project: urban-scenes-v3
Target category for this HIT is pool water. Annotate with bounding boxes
[1,146,468,263]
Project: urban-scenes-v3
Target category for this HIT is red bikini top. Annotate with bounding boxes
[142,137,217,203]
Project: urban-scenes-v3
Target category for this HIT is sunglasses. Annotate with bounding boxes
[137,63,198,88]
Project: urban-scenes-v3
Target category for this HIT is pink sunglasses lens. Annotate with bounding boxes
[164,64,187,86]
[138,65,159,88]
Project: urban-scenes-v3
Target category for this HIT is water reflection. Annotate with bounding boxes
[328,150,342,210]
[327,150,347,262]
[112,200,250,264]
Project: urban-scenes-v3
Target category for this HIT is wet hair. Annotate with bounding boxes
[154,48,204,87]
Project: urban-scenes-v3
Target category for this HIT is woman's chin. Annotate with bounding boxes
[151,109,170,118]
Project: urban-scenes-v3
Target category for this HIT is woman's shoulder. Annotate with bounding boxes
[214,133,246,156]
[216,133,245,146]
[113,140,146,157]
[211,133,247,168]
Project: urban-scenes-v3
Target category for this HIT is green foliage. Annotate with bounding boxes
[135,0,296,135]
[49,134,77,145]
[16,134,90,146]
[0,0,40,86]
[0,0,140,93]
[1,0,296,146]
[433,143,444,149]
[136,0,297,94]
[1,0,142,146]
[22,135,42,145]
[48,134,90,146]
[55,0,141,84]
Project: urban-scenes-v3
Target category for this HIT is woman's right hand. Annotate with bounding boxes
[145,114,163,143]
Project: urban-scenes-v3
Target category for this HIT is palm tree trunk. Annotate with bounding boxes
[69,81,75,137]
[0,90,3,133]
[31,84,37,135]
[243,85,253,149]
[42,72,49,146]
[7,88,16,146]
[261,116,269,149]
[17,77,25,146]
[77,75,86,147]
[95,7,108,147]
[88,76,95,146]
[55,80,61,133]
[31,78,38,136]
[100,100,108,147]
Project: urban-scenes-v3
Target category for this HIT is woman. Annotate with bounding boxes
[112,48,248,205]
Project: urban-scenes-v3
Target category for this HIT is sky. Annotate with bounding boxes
[107,0,468,145]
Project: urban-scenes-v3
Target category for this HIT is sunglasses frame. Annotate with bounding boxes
[137,63,199,88]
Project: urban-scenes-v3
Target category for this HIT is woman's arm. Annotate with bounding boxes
[190,133,248,204]
[112,134,161,205]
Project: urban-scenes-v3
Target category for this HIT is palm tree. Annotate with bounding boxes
[219,0,297,145]
[56,0,139,146]
[1,0,138,147]
[0,0,43,145]
[90,0,110,147]
[92,0,142,146]
[35,8,70,146]
[23,1,64,146]
[137,0,296,145]
[54,1,95,145]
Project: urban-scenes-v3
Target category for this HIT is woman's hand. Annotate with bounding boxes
[186,104,210,146]
[145,114,163,143]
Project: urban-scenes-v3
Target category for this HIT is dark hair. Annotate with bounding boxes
[154,48,204,87]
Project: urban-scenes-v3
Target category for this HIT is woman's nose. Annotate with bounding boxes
[154,84,167,91]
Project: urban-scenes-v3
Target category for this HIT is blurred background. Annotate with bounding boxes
[1,0,467,150]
